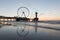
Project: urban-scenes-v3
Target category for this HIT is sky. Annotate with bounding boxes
[0,0,60,20]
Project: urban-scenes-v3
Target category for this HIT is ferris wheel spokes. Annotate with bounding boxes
[21,11,26,18]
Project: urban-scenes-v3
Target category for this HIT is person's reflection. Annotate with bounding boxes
[35,21,38,32]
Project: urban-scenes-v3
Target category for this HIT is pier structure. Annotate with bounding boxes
[16,17,30,22]
[0,16,16,25]
[0,7,39,25]
[0,16,30,25]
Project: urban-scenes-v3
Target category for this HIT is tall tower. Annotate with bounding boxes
[35,12,38,18]
[33,12,38,21]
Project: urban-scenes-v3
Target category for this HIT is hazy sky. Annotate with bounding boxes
[0,0,60,20]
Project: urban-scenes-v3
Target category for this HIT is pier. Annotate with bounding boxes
[0,16,16,25]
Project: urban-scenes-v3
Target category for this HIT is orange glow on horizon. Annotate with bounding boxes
[28,16,60,21]
[39,17,60,20]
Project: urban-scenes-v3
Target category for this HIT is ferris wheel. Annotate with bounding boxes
[17,7,30,18]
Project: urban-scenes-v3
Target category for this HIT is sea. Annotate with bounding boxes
[0,21,60,40]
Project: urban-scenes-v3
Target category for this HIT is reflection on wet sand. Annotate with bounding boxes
[0,22,60,40]
[14,22,60,31]
[15,22,60,40]
[16,22,29,39]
